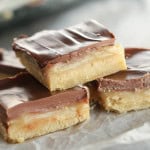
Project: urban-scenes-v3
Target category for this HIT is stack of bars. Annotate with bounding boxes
[0,20,149,143]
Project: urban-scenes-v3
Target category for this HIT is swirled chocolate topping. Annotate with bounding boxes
[13,20,115,68]
[98,48,150,91]
[0,72,88,124]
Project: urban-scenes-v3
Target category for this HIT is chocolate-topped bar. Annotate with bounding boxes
[0,49,25,78]
[97,48,150,113]
[0,72,89,143]
[13,20,126,91]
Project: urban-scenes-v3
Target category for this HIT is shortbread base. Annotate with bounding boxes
[99,89,150,113]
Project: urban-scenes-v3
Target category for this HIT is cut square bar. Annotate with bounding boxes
[97,48,150,113]
[13,20,127,91]
[0,73,89,143]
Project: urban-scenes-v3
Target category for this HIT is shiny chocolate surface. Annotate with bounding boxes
[0,73,87,121]
[98,48,150,91]
[13,20,115,68]
[0,50,25,77]
[126,48,150,72]
[106,48,150,80]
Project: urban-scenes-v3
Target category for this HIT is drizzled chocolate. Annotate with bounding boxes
[0,72,88,125]
[13,20,115,68]
[0,49,25,77]
[98,48,150,91]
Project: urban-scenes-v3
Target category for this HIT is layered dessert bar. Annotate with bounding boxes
[0,48,25,78]
[0,73,89,143]
[98,48,150,113]
[13,20,127,91]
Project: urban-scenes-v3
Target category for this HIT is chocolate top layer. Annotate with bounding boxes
[126,48,150,71]
[13,20,115,68]
[0,73,88,123]
[0,50,25,77]
[98,48,150,91]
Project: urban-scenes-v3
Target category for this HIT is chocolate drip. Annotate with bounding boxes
[13,20,115,68]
